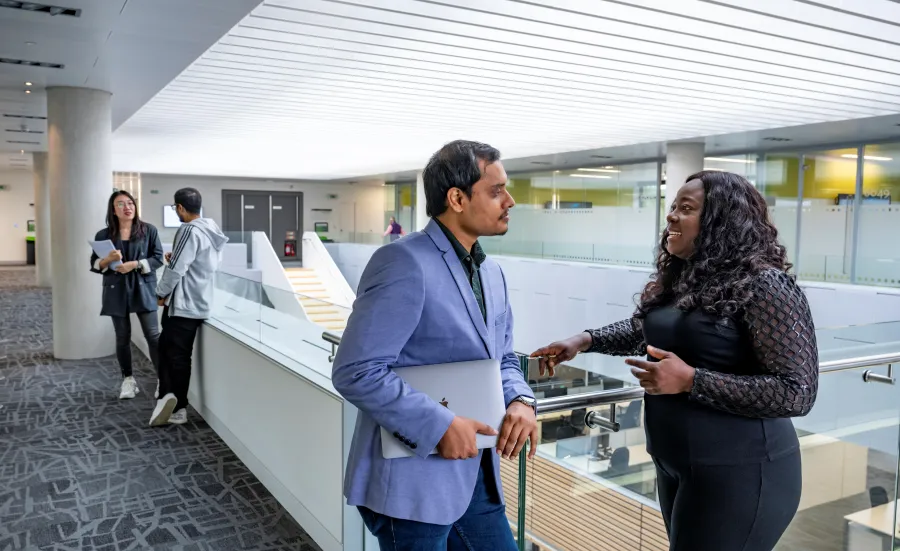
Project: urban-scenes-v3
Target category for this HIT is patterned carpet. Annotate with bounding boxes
[0,267,321,551]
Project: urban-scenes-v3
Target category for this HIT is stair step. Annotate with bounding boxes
[300,298,333,305]
[284,267,313,272]
[310,317,345,323]
[291,287,326,293]
[294,287,328,298]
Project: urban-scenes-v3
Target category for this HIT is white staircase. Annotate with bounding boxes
[284,267,349,331]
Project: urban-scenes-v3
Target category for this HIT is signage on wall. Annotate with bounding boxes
[835,191,892,205]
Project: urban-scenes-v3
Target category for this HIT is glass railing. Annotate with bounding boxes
[479,237,657,269]
[212,271,350,384]
[319,319,899,551]
[505,320,900,551]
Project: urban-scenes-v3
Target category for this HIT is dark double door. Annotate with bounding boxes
[222,190,303,262]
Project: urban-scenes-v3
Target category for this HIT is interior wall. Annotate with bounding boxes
[0,170,35,264]
[138,173,386,243]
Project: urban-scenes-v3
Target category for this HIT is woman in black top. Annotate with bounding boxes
[90,190,164,400]
[533,171,818,551]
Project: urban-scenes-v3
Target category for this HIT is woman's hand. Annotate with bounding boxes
[531,332,592,376]
[625,346,696,395]
[105,250,123,263]
[115,261,138,274]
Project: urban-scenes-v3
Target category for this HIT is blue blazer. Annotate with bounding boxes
[332,220,534,525]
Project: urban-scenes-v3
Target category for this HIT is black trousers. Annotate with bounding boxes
[156,307,203,411]
[654,451,802,551]
[110,312,160,378]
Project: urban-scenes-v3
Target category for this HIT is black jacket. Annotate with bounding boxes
[89,223,164,317]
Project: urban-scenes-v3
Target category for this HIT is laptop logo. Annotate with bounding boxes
[440,397,449,408]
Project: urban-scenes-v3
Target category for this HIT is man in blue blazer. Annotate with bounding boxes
[333,140,537,550]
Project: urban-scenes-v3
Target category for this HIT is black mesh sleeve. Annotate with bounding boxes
[690,270,819,419]
[585,317,646,357]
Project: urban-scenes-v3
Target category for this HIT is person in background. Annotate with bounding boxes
[533,171,818,551]
[383,215,406,242]
[90,190,164,400]
[333,140,536,551]
[150,187,227,427]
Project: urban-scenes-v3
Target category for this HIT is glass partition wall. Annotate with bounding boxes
[505,320,900,551]
[357,141,900,288]
[485,141,899,288]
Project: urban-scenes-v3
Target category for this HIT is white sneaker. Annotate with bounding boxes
[149,393,177,427]
[119,377,138,400]
[168,409,188,425]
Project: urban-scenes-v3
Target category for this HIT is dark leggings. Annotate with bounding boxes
[654,451,802,551]
[110,312,160,378]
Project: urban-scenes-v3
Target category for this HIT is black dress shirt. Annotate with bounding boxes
[434,218,487,323]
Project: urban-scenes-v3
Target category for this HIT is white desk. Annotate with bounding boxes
[844,501,899,551]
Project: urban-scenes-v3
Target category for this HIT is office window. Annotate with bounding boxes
[796,148,858,283]
[856,143,900,287]
[484,162,660,266]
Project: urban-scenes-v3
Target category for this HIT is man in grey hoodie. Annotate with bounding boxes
[150,187,228,427]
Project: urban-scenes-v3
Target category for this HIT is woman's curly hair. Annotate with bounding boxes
[636,170,791,319]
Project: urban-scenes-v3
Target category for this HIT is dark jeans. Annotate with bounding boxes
[156,307,203,411]
[110,312,160,378]
[359,452,517,551]
[654,450,802,551]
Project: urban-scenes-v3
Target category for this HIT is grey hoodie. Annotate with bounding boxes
[156,217,228,319]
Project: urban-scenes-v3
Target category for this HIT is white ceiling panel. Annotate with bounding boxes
[0,0,261,164]
[113,0,900,179]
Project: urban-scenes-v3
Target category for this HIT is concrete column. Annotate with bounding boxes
[415,171,428,232]
[32,152,52,287]
[47,87,114,359]
[665,142,705,204]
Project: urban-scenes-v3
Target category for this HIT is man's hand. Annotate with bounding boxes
[164,252,172,264]
[115,261,137,274]
[625,346,696,395]
[497,401,538,460]
[437,416,497,460]
[157,297,166,307]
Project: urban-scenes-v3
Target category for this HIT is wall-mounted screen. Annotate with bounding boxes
[314,222,329,233]
[163,206,203,228]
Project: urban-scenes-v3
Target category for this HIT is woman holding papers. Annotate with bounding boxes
[90,190,164,400]
[533,171,818,551]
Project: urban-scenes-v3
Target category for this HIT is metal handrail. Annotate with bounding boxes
[818,352,900,373]
[322,331,898,424]
[536,386,645,415]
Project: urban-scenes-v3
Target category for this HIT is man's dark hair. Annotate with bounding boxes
[423,140,501,217]
[174,187,202,214]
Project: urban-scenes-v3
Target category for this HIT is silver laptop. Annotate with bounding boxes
[380,359,507,459]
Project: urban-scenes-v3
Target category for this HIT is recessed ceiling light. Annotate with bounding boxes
[841,154,893,162]
[704,157,755,164]
[20,149,25,154]
[569,173,612,179]
[25,81,32,86]
[25,41,36,46]
[24,90,31,94]
[577,168,620,173]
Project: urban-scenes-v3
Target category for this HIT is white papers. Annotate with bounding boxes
[88,239,122,269]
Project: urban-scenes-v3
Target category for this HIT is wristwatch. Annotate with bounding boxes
[512,395,537,413]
